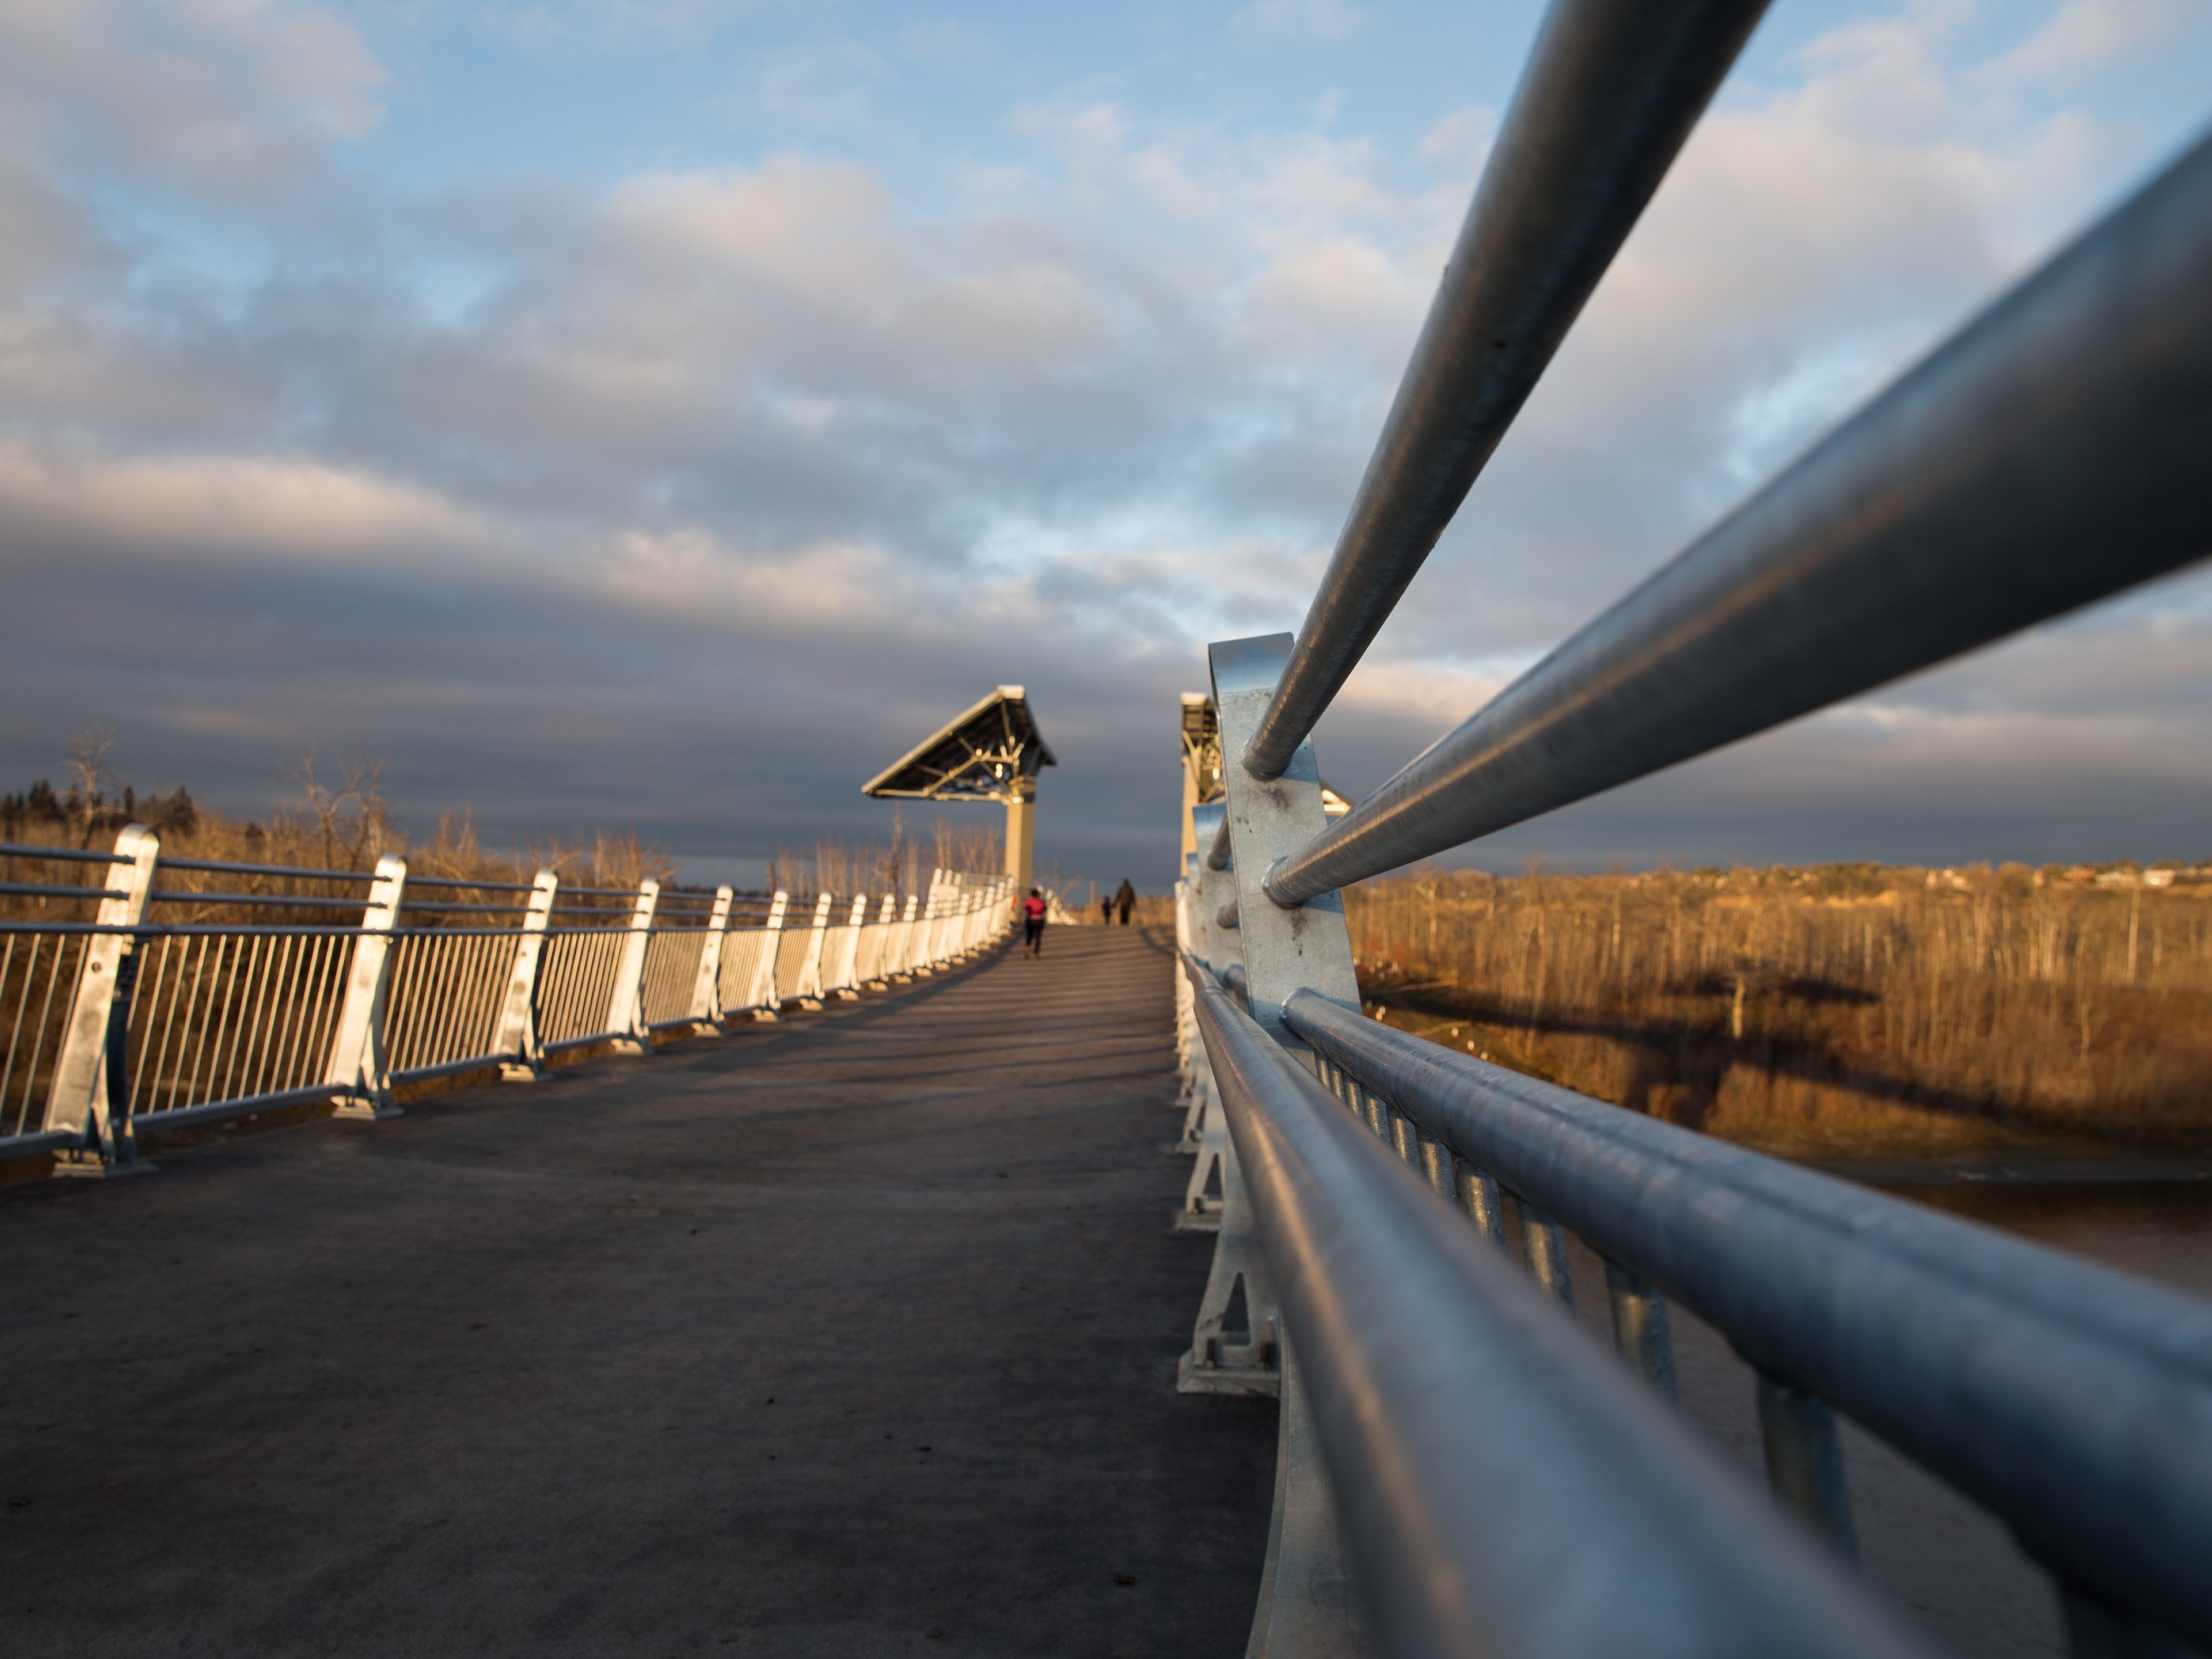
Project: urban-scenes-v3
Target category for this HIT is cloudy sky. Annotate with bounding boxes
[3,0,2209,888]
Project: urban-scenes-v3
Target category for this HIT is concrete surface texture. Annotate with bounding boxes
[0,925,1274,1657]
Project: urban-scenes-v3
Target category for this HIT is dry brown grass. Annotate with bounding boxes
[1344,862,2212,1158]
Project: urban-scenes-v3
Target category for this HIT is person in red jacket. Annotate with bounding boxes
[1021,887,1048,957]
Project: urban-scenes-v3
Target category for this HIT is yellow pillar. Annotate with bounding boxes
[1004,796,1035,892]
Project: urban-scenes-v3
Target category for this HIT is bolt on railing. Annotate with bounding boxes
[1166,1,2212,1651]
[0,832,1014,1178]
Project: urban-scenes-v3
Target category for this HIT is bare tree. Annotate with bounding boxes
[67,725,116,847]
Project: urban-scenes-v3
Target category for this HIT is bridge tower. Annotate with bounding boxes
[862,685,1057,892]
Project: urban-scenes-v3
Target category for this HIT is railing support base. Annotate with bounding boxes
[331,1099,403,1122]
[50,1147,155,1180]
[1176,1116,1281,1396]
[1245,1340,1368,1658]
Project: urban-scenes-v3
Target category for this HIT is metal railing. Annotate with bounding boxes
[0,833,1012,1174]
[1169,3,2212,1654]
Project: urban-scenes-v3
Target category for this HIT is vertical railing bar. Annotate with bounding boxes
[1756,1370,1859,1563]
[302,932,345,1084]
[210,933,251,1103]
[1604,1260,1681,1405]
[188,934,233,1109]
[233,931,279,1099]
[423,938,457,1066]
[269,933,315,1092]
[135,936,179,1116]
[1452,1154,1508,1247]
[152,933,195,1114]
[241,934,287,1099]
[194,933,233,1106]
[219,935,272,1103]
[22,934,73,1125]
[1517,1198,1575,1306]
[3,936,31,1131]
[166,934,207,1113]
[249,931,297,1097]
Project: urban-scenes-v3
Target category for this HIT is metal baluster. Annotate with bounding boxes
[1518,1199,1574,1306]
[1416,1132,1453,1200]
[1452,1155,1507,1247]
[1604,1261,1679,1404]
[1755,1371,1858,1562]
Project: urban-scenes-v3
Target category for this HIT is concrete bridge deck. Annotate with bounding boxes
[0,926,1272,1657]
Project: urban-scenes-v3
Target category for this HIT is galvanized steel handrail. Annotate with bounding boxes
[156,856,380,881]
[1283,988,2212,1644]
[1185,954,1932,1659]
[0,842,131,864]
[1264,124,2212,906]
[148,890,390,908]
[1243,0,1770,781]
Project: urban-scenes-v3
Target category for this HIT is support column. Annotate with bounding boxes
[605,877,660,1055]
[493,869,558,1079]
[326,854,409,1119]
[1004,795,1035,893]
[43,822,161,1176]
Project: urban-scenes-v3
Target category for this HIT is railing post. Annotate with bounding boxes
[889,893,920,981]
[862,893,897,989]
[605,878,659,1055]
[42,823,161,1177]
[493,869,559,1080]
[1243,1336,1369,1659]
[326,854,409,1119]
[1186,632,1371,1650]
[912,873,944,976]
[690,885,735,1032]
[829,893,867,999]
[790,892,834,1007]
[742,890,788,1019]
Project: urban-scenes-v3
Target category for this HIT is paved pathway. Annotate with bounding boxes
[0,925,1273,1657]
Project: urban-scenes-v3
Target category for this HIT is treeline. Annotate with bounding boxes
[1,740,680,924]
[1344,862,2212,1157]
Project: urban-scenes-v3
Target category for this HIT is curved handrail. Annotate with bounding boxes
[1187,956,1934,1659]
[1283,988,2212,1646]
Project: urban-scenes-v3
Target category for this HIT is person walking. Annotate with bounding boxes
[1021,887,1049,957]
[1114,879,1136,926]
[1100,894,1113,925]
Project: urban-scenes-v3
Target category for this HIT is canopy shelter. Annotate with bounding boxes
[863,685,1056,891]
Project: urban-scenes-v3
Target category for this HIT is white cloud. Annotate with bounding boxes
[0,0,384,199]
